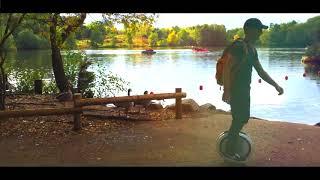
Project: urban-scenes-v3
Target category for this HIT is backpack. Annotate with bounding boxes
[215,39,249,103]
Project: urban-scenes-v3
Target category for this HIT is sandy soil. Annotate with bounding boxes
[1,95,320,166]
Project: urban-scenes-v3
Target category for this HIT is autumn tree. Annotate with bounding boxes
[0,13,26,110]
[47,13,87,94]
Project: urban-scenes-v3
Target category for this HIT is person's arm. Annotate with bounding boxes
[253,58,284,95]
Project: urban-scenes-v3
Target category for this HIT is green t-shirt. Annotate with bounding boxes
[228,40,258,92]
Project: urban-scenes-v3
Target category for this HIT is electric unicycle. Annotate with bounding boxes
[216,131,253,163]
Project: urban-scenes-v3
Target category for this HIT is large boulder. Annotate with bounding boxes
[315,122,320,127]
[199,103,216,112]
[166,98,200,112]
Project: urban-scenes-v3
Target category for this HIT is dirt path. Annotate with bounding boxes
[1,110,320,166]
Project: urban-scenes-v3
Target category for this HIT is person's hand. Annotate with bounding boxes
[222,89,231,104]
[275,85,284,95]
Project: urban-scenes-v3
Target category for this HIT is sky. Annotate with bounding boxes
[85,13,320,30]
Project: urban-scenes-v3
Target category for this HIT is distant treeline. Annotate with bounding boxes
[3,15,320,50]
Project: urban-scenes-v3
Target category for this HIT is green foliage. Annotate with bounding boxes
[177,29,191,46]
[198,24,227,46]
[77,60,95,98]
[157,39,167,47]
[75,25,91,39]
[63,32,77,50]
[42,79,59,94]
[3,35,16,50]
[12,13,316,49]
[11,68,45,93]
[90,30,104,48]
[226,28,244,43]
[88,21,107,48]
[167,31,178,46]
[63,50,129,98]
[63,50,86,88]
[94,62,130,98]
[255,17,320,47]
[15,29,50,49]
[148,32,158,47]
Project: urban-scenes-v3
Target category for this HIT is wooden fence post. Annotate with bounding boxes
[34,80,42,94]
[73,93,82,131]
[175,88,182,119]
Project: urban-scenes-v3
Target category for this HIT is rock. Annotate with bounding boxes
[215,109,230,114]
[215,109,226,113]
[315,122,320,127]
[147,103,163,110]
[199,103,216,111]
[166,104,175,110]
[165,98,200,112]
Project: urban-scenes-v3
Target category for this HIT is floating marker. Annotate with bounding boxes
[258,79,261,83]
[199,85,203,90]
[285,76,288,80]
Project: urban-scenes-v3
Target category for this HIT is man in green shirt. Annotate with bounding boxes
[225,18,284,161]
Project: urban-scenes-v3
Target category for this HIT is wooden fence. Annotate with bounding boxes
[0,88,187,131]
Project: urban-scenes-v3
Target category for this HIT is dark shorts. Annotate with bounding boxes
[230,89,250,124]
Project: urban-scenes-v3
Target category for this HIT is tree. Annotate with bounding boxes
[47,13,87,94]
[177,29,191,46]
[88,21,106,48]
[63,32,77,50]
[167,30,178,46]
[148,31,158,47]
[15,29,50,49]
[0,13,26,110]
[102,14,157,48]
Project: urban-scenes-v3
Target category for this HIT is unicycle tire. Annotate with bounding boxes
[216,131,253,163]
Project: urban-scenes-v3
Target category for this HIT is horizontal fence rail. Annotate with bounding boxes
[0,107,82,118]
[76,92,186,107]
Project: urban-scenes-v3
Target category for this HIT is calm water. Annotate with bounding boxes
[6,48,320,125]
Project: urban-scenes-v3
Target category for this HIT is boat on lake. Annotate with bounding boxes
[141,49,156,55]
[192,47,209,53]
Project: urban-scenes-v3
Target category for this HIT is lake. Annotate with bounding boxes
[6,48,320,125]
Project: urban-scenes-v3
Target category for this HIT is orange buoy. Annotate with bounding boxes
[258,79,261,83]
[285,76,288,80]
[199,85,203,90]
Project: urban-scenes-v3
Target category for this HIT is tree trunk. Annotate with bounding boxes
[51,44,70,93]
[49,16,70,93]
[0,66,5,110]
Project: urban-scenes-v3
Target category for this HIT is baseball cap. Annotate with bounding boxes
[243,18,268,29]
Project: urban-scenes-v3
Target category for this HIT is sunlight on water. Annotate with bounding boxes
[85,48,320,125]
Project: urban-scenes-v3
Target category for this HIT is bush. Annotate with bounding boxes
[15,29,50,50]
